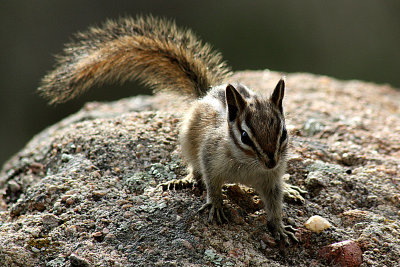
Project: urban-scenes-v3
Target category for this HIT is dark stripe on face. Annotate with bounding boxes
[245,111,257,143]
[237,124,259,156]
[269,117,275,128]
[245,107,283,157]
[228,126,255,157]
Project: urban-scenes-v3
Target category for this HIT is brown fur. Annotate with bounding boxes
[39,16,231,104]
[244,99,283,155]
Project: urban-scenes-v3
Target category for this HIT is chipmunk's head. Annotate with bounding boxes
[225,79,288,170]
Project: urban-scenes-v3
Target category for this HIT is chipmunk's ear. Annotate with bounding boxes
[270,78,285,113]
[226,84,246,122]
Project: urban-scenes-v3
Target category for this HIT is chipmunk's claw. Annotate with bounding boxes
[268,221,298,245]
[159,177,194,191]
[283,182,307,204]
[198,202,228,224]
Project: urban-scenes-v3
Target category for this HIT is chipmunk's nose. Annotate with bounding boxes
[265,159,277,169]
[264,151,277,169]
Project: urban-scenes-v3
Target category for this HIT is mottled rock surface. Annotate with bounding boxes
[319,240,363,267]
[1,70,399,266]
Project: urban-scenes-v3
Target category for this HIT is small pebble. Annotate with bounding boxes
[66,197,75,205]
[61,154,74,162]
[31,247,40,253]
[304,215,332,233]
[260,240,267,250]
[104,233,116,242]
[92,231,103,237]
[92,171,101,178]
[122,204,133,209]
[123,211,134,218]
[116,199,130,206]
[69,253,90,267]
[61,195,72,202]
[260,233,276,247]
[179,239,194,250]
[7,181,21,192]
[42,214,61,228]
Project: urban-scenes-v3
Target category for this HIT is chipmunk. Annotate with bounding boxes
[39,16,305,244]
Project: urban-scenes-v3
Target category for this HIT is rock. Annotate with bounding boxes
[304,215,332,233]
[61,153,74,162]
[225,184,264,212]
[42,214,61,229]
[69,253,91,267]
[31,247,40,253]
[319,240,363,267]
[305,171,327,188]
[7,180,21,193]
[260,233,277,247]
[340,209,369,226]
[173,238,194,250]
[0,71,399,266]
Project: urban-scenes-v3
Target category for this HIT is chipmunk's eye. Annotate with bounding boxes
[241,130,253,146]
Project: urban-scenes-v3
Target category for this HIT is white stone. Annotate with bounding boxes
[304,215,332,233]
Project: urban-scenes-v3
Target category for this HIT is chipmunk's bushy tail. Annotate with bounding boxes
[39,16,232,104]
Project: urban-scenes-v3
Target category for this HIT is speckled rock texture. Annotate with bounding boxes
[1,70,399,266]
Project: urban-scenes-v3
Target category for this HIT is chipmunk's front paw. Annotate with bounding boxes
[283,182,307,204]
[160,176,194,191]
[198,202,228,224]
[268,221,298,245]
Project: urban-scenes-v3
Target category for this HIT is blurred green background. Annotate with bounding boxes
[1,1,399,167]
